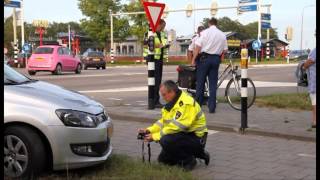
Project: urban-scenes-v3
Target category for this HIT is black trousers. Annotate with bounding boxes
[154,59,163,104]
[158,132,204,166]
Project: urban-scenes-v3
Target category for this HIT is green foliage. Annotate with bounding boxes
[39,154,195,180]
[123,0,148,41]
[202,17,278,40]
[78,0,130,48]
[217,92,312,111]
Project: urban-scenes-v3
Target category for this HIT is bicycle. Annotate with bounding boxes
[177,51,256,111]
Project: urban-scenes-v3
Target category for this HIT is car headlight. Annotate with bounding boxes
[56,109,108,128]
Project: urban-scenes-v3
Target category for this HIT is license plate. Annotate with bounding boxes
[93,58,100,61]
[36,57,44,60]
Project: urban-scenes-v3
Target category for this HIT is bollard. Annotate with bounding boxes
[14,43,19,64]
[266,43,270,61]
[240,48,248,131]
[110,48,114,64]
[147,28,155,110]
[286,44,290,64]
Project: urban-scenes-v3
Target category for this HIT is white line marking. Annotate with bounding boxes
[33,72,176,80]
[108,98,122,101]
[207,130,219,135]
[79,80,297,94]
[297,154,316,158]
[79,86,147,93]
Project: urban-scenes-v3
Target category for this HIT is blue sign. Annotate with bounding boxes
[4,1,21,8]
[239,5,257,12]
[239,0,257,3]
[261,13,271,21]
[252,40,261,51]
[261,21,271,29]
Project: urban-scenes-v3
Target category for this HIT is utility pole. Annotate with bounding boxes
[21,0,25,47]
[13,8,18,61]
[68,24,71,50]
[266,5,270,61]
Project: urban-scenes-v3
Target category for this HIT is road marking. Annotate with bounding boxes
[79,87,147,93]
[32,72,176,80]
[207,130,219,135]
[79,81,297,94]
[297,153,316,158]
[108,98,122,101]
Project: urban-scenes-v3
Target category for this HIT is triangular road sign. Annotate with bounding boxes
[142,1,165,32]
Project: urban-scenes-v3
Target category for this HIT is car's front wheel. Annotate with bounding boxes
[4,126,47,179]
[28,71,36,75]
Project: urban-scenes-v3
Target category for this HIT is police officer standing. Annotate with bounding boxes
[154,19,169,108]
[191,17,228,113]
[187,25,205,64]
[138,80,210,171]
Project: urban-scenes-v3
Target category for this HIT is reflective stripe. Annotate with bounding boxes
[195,126,207,132]
[164,119,172,124]
[155,121,163,128]
[171,118,188,131]
[163,118,188,131]
[196,111,203,120]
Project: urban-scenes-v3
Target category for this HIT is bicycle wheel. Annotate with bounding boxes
[225,76,256,111]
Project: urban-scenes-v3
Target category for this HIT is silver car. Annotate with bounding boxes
[4,64,113,179]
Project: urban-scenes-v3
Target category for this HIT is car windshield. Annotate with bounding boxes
[34,47,54,54]
[4,64,37,85]
[88,52,104,57]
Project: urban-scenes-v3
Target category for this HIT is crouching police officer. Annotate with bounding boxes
[138,80,210,170]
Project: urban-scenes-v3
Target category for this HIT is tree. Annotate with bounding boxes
[78,0,130,49]
[123,0,148,41]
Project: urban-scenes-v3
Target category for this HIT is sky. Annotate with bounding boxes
[4,0,316,50]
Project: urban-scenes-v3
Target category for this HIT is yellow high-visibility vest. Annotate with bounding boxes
[147,91,207,141]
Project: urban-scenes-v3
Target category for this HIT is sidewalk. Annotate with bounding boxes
[108,102,315,142]
[112,119,316,180]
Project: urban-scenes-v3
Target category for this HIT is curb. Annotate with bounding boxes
[109,113,316,143]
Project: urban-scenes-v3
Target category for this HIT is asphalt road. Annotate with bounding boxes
[14,64,306,108]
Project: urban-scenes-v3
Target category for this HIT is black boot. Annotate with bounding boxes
[198,150,210,166]
[180,157,197,171]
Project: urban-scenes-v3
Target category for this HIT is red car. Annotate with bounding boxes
[27,45,82,75]
[7,53,31,68]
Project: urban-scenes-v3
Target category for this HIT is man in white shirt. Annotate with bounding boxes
[191,17,228,113]
[187,26,205,64]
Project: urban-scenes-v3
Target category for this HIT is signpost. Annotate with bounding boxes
[4,1,21,8]
[238,4,257,12]
[142,1,165,109]
[252,40,261,64]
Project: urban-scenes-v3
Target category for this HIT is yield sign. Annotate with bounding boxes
[142,1,165,32]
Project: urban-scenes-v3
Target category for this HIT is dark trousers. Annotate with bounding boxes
[158,132,203,165]
[154,59,163,104]
[196,54,221,112]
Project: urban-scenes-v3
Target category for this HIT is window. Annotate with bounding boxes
[58,47,64,55]
[63,48,71,55]
[34,47,54,54]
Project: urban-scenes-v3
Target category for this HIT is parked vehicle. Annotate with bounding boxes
[289,50,308,60]
[81,51,106,70]
[27,45,82,75]
[7,53,31,68]
[4,64,113,179]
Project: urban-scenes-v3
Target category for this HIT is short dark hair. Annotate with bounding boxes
[208,17,218,26]
[161,80,179,92]
[160,19,166,25]
[197,26,205,33]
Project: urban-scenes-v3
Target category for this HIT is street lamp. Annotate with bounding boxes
[300,4,315,54]
[186,4,193,17]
